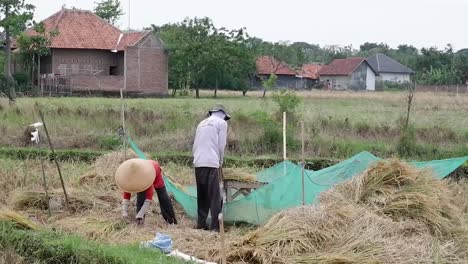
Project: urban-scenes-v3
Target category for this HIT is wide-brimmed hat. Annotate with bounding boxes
[208,104,231,121]
[115,158,155,193]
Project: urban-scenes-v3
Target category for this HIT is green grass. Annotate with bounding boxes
[0,91,467,160]
[0,221,182,264]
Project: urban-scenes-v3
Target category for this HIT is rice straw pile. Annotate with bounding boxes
[225,159,468,264]
[10,189,115,213]
[78,149,142,187]
[223,168,257,183]
[0,208,38,230]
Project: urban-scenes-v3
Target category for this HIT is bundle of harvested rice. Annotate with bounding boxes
[225,159,468,264]
[322,159,462,236]
[223,168,257,183]
[93,149,141,178]
[0,208,38,230]
[10,189,112,213]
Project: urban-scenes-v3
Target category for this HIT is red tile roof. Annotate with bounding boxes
[299,64,322,79]
[26,8,147,51]
[318,57,366,76]
[256,56,297,76]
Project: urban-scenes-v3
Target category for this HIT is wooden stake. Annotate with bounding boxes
[120,89,127,161]
[283,112,287,161]
[301,121,305,206]
[218,213,227,264]
[38,108,69,208]
[40,158,51,217]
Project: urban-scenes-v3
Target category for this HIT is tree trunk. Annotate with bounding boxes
[37,55,41,94]
[263,89,267,98]
[242,90,247,96]
[214,76,218,98]
[196,87,199,98]
[4,7,15,103]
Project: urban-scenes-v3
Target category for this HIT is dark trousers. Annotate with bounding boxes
[136,186,178,224]
[195,167,222,231]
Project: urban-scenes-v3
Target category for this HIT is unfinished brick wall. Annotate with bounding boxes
[124,35,168,96]
[70,75,124,92]
[51,48,122,76]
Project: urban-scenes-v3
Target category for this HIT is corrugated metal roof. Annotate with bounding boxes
[367,53,414,74]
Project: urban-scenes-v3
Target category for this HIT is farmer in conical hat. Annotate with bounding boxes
[115,158,177,225]
[192,104,230,231]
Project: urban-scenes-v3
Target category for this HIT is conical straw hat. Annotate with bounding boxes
[115,158,155,193]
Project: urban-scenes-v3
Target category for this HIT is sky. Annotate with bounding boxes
[29,0,468,50]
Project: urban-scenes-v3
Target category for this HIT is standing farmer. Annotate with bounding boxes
[193,104,230,231]
[115,158,177,226]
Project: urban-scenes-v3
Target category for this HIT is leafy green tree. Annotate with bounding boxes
[94,0,123,25]
[261,73,277,98]
[154,17,254,98]
[0,0,35,102]
[16,22,58,92]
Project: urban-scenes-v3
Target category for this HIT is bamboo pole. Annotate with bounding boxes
[283,112,287,177]
[120,89,127,161]
[301,121,305,206]
[40,158,51,217]
[283,112,287,160]
[218,213,227,264]
[37,107,69,208]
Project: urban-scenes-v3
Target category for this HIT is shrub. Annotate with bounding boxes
[98,136,121,150]
[396,126,421,158]
[272,89,302,114]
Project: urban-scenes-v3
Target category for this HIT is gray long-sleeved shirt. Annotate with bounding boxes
[192,112,228,168]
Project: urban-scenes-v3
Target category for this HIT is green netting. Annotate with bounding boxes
[128,139,468,225]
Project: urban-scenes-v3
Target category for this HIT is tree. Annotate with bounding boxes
[155,17,254,98]
[0,0,35,102]
[261,73,277,98]
[16,22,58,93]
[94,0,123,25]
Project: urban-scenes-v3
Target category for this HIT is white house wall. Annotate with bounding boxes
[378,73,411,83]
[366,66,376,91]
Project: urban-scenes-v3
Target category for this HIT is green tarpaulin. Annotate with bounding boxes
[129,138,467,225]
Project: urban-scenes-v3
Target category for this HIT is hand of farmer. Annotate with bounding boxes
[136,199,151,219]
[121,199,130,218]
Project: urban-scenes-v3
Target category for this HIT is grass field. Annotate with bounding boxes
[1,90,467,160]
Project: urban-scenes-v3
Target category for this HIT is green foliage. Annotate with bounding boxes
[272,89,302,114]
[396,126,420,158]
[0,221,181,264]
[262,73,277,91]
[12,72,28,85]
[0,0,36,100]
[154,17,254,97]
[98,135,121,150]
[0,147,104,162]
[93,0,124,25]
[376,80,410,90]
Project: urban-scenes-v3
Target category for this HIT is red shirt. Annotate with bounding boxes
[123,160,165,200]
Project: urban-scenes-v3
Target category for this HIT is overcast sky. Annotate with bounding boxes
[29,0,467,50]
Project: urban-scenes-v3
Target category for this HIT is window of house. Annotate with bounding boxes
[109,66,118,76]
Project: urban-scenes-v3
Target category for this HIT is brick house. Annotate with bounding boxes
[17,8,168,96]
[298,64,322,89]
[254,56,302,89]
[318,57,376,91]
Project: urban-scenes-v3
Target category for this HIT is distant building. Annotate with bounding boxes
[14,7,168,96]
[318,57,376,90]
[366,53,413,84]
[298,64,322,89]
[254,56,302,89]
